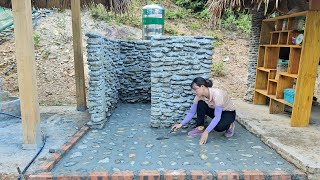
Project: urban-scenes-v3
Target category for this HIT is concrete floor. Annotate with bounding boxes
[52,103,297,175]
[234,100,320,179]
[0,106,89,178]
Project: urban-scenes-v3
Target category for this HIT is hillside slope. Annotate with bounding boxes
[0,5,250,105]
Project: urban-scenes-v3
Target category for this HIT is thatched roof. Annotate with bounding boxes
[0,0,132,13]
[207,0,309,23]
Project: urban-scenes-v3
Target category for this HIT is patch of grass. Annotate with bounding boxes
[206,31,219,38]
[221,9,251,35]
[189,22,200,31]
[212,40,222,47]
[33,32,40,49]
[166,10,188,20]
[89,3,141,28]
[207,31,223,47]
[164,26,178,36]
[211,62,226,76]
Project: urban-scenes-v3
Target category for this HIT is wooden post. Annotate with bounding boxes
[71,0,87,111]
[310,0,320,10]
[291,11,320,127]
[12,0,40,149]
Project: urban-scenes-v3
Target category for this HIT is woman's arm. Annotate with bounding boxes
[181,103,197,125]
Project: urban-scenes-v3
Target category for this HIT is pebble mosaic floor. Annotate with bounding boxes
[52,103,297,174]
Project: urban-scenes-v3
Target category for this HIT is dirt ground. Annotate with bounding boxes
[0,9,250,106]
[210,31,249,98]
[0,10,142,106]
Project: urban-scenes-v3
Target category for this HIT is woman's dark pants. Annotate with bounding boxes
[196,100,236,132]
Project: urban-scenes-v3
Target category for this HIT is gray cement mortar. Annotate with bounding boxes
[52,103,297,174]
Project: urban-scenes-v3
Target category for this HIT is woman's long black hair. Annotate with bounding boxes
[191,77,213,88]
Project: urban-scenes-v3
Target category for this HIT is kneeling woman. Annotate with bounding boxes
[171,77,236,145]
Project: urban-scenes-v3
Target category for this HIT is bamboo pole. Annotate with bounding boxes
[12,0,40,149]
[71,0,87,111]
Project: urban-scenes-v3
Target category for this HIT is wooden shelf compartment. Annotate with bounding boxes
[275,19,285,31]
[257,46,266,67]
[271,30,294,33]
[287,31,301,45]
[263,11,307,22]
[260,44,302,48]
[287,17,295,30]
[278,72,298,78]
[270,32,279,44]
[260,21,276,44]
[254,69,269,105]
[255,70,268,90]
[279,32,289,44]
[264,47,280,69]
[257,67,276,72]
[269,95,293,107]
[255,89,268,96]
[269,79,278,83]
[269,98,285,114]
[288,47,301,74]
[267,81,277,95]
[255,89,293,107]
[254,88,269,105]
[276,98,293,107]
[276,75,294,99]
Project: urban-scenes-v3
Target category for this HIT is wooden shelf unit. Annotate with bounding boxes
[253,11,320,127]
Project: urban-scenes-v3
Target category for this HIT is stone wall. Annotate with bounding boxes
[86,34,214,128]
[119,41,151,103]
[150,36,213,128]
[86,33,151,128]
[86,33,121,128]
[245,8,264,102]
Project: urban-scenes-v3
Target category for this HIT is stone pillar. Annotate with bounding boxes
[244,7,265,102]
[86,33,108,129]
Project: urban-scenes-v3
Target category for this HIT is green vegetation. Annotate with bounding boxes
[87,0,251,36]
[164,26,178,35]
[89,3,141,28]
[189,22,200,31]
[211,62,226,77]
[221,9,251,35]
[33,32,40,49]
[165,9,189,20]
[175,0,207,13]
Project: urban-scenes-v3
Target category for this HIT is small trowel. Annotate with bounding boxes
[156,129,174,140]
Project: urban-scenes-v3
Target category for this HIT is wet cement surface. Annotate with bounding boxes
[52,103,297,174]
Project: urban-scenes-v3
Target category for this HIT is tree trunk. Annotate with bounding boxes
[244,7,265,102]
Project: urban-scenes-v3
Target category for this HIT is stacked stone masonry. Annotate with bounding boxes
[86,34,213,128]
[245,8,264,102]
[86,33,152,129]
[119,41,151,103]
[150,36,213,128]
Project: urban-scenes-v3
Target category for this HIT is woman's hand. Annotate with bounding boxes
[171,123,182,131]
[199,130,209,145]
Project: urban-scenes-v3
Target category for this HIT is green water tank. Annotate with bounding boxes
[142,4,165,40]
